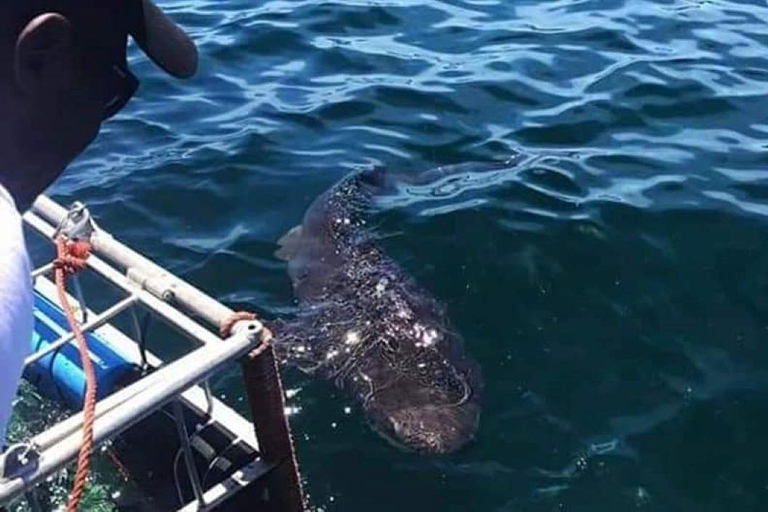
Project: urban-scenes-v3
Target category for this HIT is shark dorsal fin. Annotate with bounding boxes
[274,225,304,261]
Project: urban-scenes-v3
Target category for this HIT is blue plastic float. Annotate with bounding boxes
[24,291,136,409]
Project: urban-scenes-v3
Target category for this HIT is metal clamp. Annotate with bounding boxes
[126,268,177,302]
[52,201,97,242]
[0,443,41,480]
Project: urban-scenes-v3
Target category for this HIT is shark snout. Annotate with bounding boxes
[385,403,480,454]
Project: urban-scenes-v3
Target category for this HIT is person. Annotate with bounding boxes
[0,0,198,451]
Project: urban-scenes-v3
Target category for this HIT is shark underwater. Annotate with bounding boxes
[270,161,516,454]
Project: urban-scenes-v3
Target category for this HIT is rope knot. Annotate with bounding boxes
[54,239,91,276]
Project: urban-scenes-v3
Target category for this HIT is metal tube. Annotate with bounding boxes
[30,277,261,450]
[0,327,260,506]
[31,196,235,328]
[172,400,206,506]
[20,213,254,452]
[17,197,301,507]
[25,212,250,349]
[24,295,139,367]
[31,263,54,279]
[71,276,88,323]
[30,275,260,453]
[130,306,149,368]
[176,459,275,512]
[31,320,257,452]
[202,380,214,417]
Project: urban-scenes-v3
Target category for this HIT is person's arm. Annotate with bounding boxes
[0,187,33,447]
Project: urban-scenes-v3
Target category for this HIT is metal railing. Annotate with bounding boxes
[0,195,302,511]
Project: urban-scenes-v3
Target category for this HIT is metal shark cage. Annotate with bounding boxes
[0,196,304,511]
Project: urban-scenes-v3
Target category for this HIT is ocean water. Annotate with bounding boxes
[31,0,768,510]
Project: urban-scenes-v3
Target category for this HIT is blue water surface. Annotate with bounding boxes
[49,0,768,510]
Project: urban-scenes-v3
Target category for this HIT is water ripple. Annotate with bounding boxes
[41,0,768,510]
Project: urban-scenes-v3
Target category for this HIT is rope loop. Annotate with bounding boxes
[219,311,257,338]
[220,311,273,358]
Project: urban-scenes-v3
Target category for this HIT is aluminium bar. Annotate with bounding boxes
[24,295,139,367]
[172,400,207,507]
[21,244,261,454]
[176,459,275,512]
[31,317,259,453]
[30,263,54,279]
[32,276,260,450]
[129,306,149,368]
[18,199,291,507]
[25,211,254,349]
[0,326,261,506]
[32,196,234,329]
[71,276,88,323]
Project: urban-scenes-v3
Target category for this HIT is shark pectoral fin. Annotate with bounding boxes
[274,225,304,261]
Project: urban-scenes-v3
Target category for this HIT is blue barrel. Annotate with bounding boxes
[24,291,137,410]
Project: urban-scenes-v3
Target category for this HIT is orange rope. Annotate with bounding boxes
[219,311,257,339]
[53,237,97,512]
